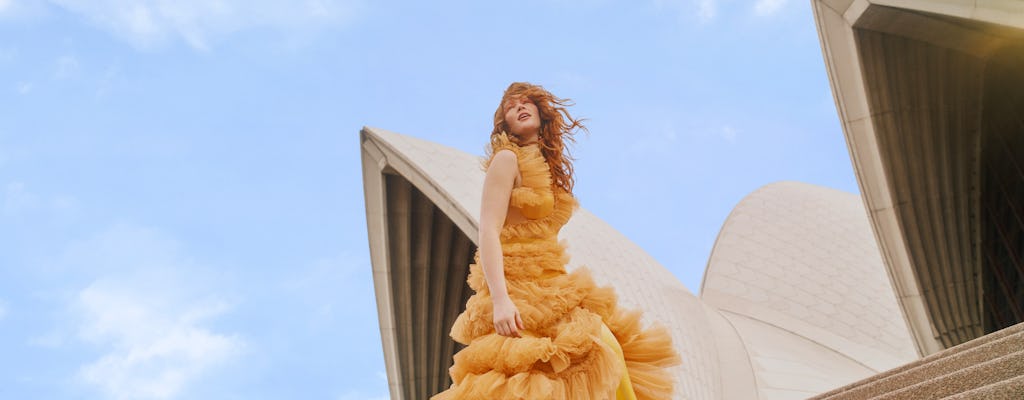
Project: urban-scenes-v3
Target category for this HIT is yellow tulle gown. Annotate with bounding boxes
[431,133,681,400]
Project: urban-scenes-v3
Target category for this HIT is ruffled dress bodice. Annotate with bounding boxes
[507,146,555,220]
[482,132,578,242]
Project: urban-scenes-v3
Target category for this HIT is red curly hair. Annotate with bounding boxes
[490,82,587,194]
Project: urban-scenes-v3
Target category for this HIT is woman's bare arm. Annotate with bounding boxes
[479,149,525,337]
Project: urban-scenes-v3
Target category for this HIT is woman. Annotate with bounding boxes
[432,82,680,400]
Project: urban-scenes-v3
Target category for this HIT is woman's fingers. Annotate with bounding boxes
[494,319,522,337]
[492,300,523,337]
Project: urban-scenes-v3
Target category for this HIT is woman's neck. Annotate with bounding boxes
[516,132,539,146]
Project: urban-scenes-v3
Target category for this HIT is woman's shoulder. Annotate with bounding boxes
[481,132,521,170]
[489,131,521,156]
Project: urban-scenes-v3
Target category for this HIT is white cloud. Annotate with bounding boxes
[75,280,243,400]
[654,0,716,22]
[56,223,244,400]
[46,0,361,51]
[696,0,715,22]
[0,0,47,19]
[721,125,737,143]
[55,55,80,79]
[754,0,788,16]
[16,81,32,94]
[0,299,8,320]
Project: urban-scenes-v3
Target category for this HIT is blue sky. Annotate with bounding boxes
[0,0,858,398]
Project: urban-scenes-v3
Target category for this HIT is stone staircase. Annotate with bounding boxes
[811,323,1024,400]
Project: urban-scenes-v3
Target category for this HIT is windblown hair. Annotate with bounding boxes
[490,82,587,194]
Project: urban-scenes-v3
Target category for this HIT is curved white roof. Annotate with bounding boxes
[701,181,917,398]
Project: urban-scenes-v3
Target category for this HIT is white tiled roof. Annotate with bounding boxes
[701,181,918,398]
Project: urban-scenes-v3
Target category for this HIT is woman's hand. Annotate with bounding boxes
[492,295,525,337]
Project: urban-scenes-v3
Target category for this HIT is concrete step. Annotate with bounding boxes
[943,374,1024,400]
[812,323,1024,400]
[876,350,1024,400]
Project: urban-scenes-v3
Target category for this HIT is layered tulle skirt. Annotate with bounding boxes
[432,237,680,400]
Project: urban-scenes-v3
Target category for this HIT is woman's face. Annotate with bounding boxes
[503,95,541,139]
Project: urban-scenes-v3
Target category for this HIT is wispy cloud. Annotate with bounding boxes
[656,0,790,22]
[655,0,716,23]
[75,280,243,400]
[46,0,362,51]
[56,223,244,400]
[0,298,8,321]
[720,125,737,143]
[696,0,715,21]
[754,0,788,16]
[16,81,32,95]
[0,0,47,19]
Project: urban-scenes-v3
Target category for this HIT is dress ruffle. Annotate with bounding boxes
[436,132,680,400]
[481,132,523,170]
[437,307,624,400]
[484,132,559,223]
